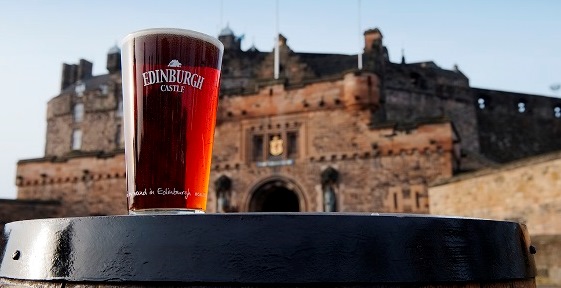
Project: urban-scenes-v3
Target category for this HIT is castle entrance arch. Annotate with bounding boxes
[248,177,305,212]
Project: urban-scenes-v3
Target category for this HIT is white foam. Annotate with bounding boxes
[121,28,224,52]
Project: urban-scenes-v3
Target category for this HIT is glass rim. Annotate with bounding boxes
[121,28,224,52]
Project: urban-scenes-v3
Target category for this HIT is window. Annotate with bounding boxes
[75,81,86,96]
[287,131,298,158]
[252,135,264,161]
[554,106,561,118]
[518,101,526,113]
[477,98,486,109]
[409,72,426,89]
[100,84,109,95]
[72,129,82,150]
[115,124,123,148]
[116,98,123,118]
[73,103,84,122]
[410,72,420,86]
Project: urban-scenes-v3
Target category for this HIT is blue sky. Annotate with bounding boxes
[0,0,560,199]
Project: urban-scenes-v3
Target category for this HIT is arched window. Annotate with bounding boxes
[215,175,232,213]
[321,167,339,212]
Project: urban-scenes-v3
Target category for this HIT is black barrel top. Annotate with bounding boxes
[0,213,536,284]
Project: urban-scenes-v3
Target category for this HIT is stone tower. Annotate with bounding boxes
[218,24,241,51]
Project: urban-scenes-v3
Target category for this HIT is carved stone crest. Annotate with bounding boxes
[269,135,283,156]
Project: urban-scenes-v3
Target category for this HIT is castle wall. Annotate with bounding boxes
[0,199,61,252]
[383,63,479,155]
[384,87,478,151]
[475,88,561,163]
[429,152,561,286]
[429,151,561,235]
[207,72,454,213]
[208,127,453,214]
[217,72,379,121]
[0,199,60,230]
[16,153,127,216]
[531,235,561,287]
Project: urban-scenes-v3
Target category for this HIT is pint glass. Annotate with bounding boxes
[121,28,223,214]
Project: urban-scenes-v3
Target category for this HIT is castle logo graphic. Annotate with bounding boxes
[168,59,182,67]
[141,59,205,91]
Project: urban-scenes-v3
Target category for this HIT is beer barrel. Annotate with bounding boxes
[0,214,536,287]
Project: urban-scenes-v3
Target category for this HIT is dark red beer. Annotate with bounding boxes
[121,29,223,214]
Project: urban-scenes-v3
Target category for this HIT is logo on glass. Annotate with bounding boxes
[142,59,205,92]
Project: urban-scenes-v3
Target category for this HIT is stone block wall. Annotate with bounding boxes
[475,88,561,163]
[208,144,452,214]
[0,199,60,253]
[429,151,561,286]
[0,199,60,234]
[429,152,561,235]
[16,153,127,216]
[532,235,561,287]
[383,87,478,155]
[217,71,379,123]
[383,62,478,154]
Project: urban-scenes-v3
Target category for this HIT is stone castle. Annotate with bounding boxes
[1,27,560,285]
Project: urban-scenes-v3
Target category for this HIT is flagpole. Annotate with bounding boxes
[357,0,363,70]
[220,0,223,30]
[274,0,280,80]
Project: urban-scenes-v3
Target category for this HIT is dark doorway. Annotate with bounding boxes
[249,181,300,212]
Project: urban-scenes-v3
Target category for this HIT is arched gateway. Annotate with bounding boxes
[248,177,305,212]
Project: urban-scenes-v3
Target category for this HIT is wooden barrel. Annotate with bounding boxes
[0,214,536,287]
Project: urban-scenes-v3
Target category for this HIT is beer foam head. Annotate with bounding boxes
[121,28,224,52]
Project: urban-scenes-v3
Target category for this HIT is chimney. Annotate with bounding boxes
[60,59,94,91]
[77,59,93,81]
[61,63,78,91]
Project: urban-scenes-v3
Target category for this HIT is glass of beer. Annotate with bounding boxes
[121,28,223,214]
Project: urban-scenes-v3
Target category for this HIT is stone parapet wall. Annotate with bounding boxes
[429,152,561,235]
[16,153,127,216]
